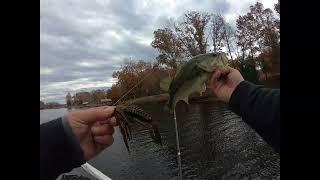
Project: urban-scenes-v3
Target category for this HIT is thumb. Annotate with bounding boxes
[218,67,231,82]
[71,106,116,124]
[96,106,116,118]
[209,69,223,88]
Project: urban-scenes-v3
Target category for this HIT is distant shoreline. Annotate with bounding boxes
[41,76,279,110]
[40,94,219,110]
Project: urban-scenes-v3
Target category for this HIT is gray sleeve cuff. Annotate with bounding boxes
[61,115,86,164]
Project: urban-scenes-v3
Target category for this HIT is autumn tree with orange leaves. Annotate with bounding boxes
[109,61,170,102]
[107,1,280,101]
[151,28,184,72]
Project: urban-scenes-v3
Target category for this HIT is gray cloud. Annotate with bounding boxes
[40,0,277,103]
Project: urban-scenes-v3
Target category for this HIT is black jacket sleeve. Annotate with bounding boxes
[229,81,280,153]
[40,117,86,180]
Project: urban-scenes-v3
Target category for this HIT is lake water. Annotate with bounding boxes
[40,99,280,180]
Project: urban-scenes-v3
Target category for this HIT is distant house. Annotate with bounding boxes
[100,99,112,105]
[74,92,91,105]
[83,102,89,105]
[40,101,45,109]
[91,89,106,104]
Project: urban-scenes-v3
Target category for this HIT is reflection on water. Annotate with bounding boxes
[40,107,85,124]
[40,108,68,124]
[40,99,280,180]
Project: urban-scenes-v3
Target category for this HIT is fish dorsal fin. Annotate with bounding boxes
[196,54,229,72]
[160,76,172,92]
[196,60,216,72]
[197,63,212,72]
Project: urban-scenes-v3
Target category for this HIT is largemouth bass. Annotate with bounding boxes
[160,52,229,113]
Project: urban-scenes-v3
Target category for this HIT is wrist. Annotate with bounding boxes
[62,115,86,164]
[222,80,243,103]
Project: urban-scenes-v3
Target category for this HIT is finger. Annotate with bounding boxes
[211,66,232,85]
[100,106,116,117]
[218,67,231,82]
[222,66,232,73]
[91,124,114,136]
[210,69,223,88]
[93,119,107,126]
[97,118,110,125]
[77,106,116,124]
[94,135,114,146]
[97,116,118,126]
[109,116,118,126]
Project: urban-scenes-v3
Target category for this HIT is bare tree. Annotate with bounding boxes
[274,1,280,33]
[274,0,280,15]
[65,92,72,107]
[236,15,255,61]
[175,11,211,56]
[211,14,225,53]
[222,22,236,60]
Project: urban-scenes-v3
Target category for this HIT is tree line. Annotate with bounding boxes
[106,61,170,102]
[41,88,109,109]
[106,1,279,103]
[151,1,279,81]
[50,1,279,107]
[65,89,108,106]
[40,101,65,109]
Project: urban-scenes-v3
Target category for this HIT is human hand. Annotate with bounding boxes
[67,106,118,161]
[208,66,244,103]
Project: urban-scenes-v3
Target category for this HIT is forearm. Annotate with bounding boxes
[40,117,85,179]
[229,81,280,153]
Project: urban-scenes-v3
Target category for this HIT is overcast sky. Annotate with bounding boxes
[40,0,277,104]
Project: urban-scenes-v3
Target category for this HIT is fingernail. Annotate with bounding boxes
[103,106,115,110]
[103,106,115,114]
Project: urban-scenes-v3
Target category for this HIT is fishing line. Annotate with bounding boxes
[112,66,183,179]
[173,109,183,180]
[112,69,155,106]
